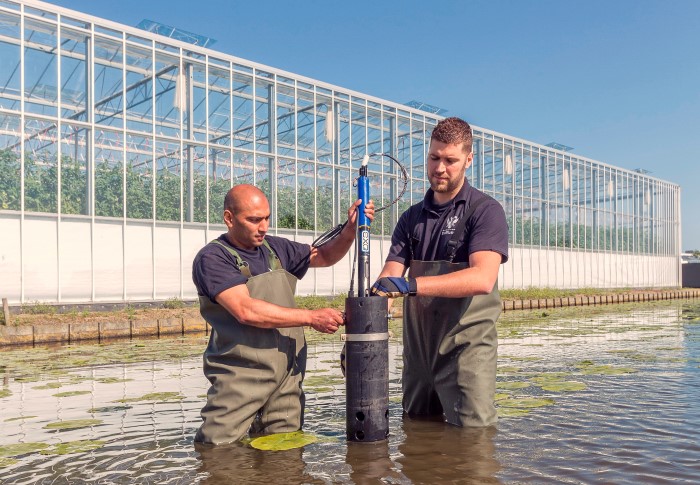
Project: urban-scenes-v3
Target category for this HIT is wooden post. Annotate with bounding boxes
[2,298,9,325]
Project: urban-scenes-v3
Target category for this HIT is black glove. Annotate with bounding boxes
[370,276,417,298]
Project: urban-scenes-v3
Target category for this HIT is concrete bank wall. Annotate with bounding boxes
[1,290,699,347]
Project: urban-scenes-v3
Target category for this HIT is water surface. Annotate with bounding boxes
[1,300,699,484]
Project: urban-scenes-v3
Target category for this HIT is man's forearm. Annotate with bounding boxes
[219,296,313,329]
[415,264,499,298]
[310,224,355,267]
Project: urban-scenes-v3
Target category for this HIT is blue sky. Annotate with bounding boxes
[51,0,700,250]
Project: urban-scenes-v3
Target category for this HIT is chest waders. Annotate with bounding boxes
[194,240,307,445]
[402,198,501,427]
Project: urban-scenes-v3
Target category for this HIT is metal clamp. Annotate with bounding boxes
[341,332,390,342]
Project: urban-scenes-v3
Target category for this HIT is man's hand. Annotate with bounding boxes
[370,276,417,298]
[346,198,375,226]
[308,308,345,334]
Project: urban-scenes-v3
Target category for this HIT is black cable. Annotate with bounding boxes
[311,153,408,248]
[311,221,347,248]
[368,153,409,214]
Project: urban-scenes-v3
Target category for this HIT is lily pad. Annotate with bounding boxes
[43,419,103,430]
[0,442,50,457]
[53,391,91,398]
[538,381,587,392]
[249,431,318,451]
[40,440,105,455]
[4,415,37,422]
[116,392,184,403]
[494,393,510,401]
[497,381,531,390]
[0,389,11,398]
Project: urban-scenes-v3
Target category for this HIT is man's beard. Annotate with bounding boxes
[429,171,465,193]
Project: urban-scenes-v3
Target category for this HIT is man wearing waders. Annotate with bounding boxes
[371,117,508,427]
[192,184,374,444]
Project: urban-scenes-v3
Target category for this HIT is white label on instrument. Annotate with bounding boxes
[361,230,370,252]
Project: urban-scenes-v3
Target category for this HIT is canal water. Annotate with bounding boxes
[1,300,699,484]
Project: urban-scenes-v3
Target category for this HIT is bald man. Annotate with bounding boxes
[192,184,374,445]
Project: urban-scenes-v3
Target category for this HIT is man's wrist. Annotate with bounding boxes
[407,277,418,296]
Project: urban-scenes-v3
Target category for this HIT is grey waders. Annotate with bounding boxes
[402,198,501,427]
[195,240,306,445]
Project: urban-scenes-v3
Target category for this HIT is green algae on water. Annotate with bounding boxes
[0,442,50,457]
[497,381,531,390]
[538,381,587,392]
[497,366,521,374]
[529,373,570,383]
[0,388,11,398]
[0,457,18,468]
[308,386,334,393]
[88,405,132,413]
[116,392,184,403]
[498,397,555,409]
[53,390,92,398]
[40,440,105,455]
[43,419,103,430]
[304,375,344,387]
[32,382,63,390]
[4,415,37,422]
[497,407,531,418]
[94,377,134,384]
[249,431,318,451]
[574,361,637,375]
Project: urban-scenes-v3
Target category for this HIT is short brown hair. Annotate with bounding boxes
[430,117,473,153]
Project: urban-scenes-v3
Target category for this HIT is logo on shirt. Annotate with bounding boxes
[441,215,460,236]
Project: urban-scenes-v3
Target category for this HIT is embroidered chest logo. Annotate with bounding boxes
[441,215,460,236]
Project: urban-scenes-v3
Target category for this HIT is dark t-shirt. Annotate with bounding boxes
[387,180,509,266]
[192,234,311,302]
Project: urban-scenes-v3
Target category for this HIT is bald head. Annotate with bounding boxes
[224,184,268,214]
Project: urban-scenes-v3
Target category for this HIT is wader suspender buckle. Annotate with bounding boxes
[210,239,282,277]
[445,196,488,263]
[261,240,282,271]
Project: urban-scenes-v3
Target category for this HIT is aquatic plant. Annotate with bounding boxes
[249,431,318,451]
[40,440,105,455]
[43,419,103,430]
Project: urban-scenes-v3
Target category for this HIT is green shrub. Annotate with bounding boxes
[162,297,185,309]
[21,301,57,315]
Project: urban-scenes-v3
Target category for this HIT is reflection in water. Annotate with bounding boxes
[345,439,401,484]
[397,419,501,484]
[195,442,325,485]
[0,301,699,483]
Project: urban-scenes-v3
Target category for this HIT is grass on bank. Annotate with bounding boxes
[1,288,690,327]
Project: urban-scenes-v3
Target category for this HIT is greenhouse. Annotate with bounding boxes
[0,0,682,304]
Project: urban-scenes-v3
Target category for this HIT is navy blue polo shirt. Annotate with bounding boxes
[387,180,509,266]
[192,234,311,302]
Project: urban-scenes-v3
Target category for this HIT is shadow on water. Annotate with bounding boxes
[1,299,700,483]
